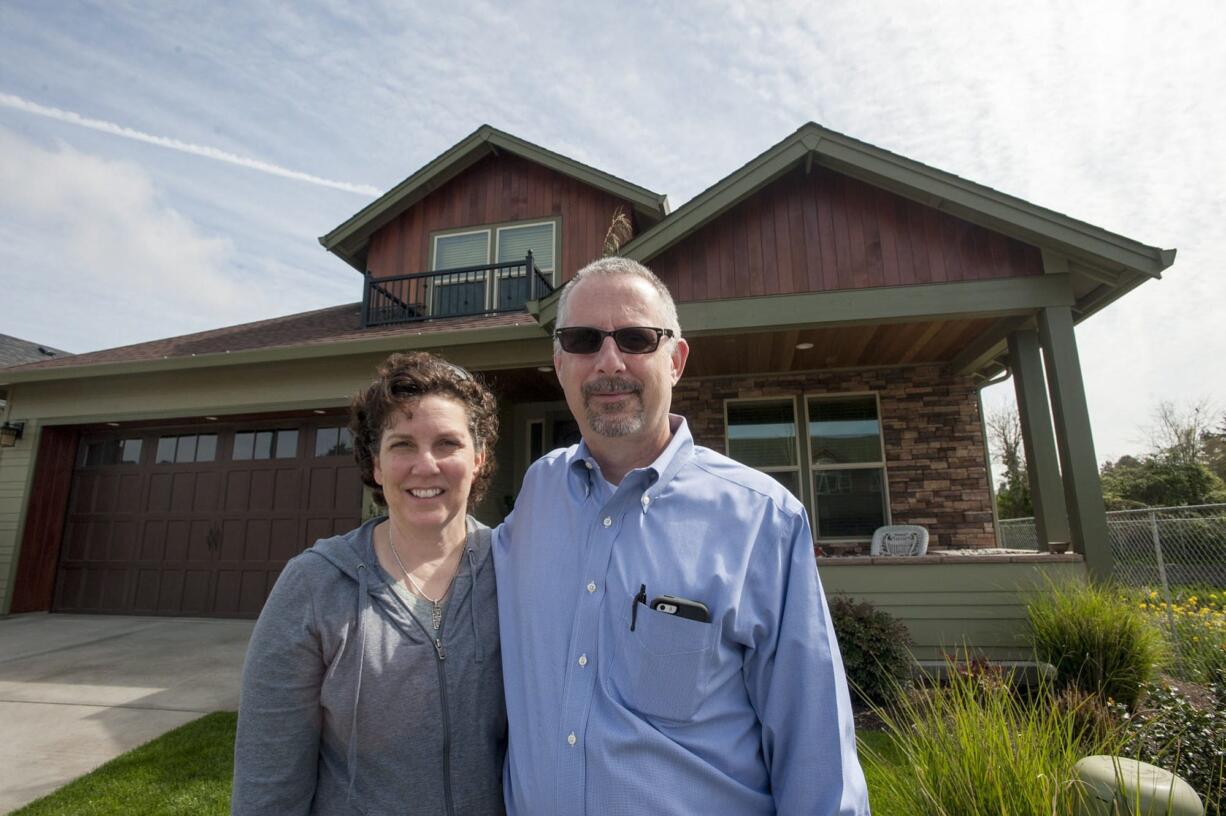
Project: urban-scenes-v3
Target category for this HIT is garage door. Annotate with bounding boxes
[53,419,364,617]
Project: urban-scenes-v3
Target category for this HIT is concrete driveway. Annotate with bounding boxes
[0,613,254,813]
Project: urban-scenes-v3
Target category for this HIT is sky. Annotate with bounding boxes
[1,0,1223,465]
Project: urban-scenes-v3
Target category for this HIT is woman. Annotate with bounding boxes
[232,352,505,815]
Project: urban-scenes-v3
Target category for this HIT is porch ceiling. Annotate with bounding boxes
[478,316,997,388]
[482,367,564,403]
[683,318,996,378]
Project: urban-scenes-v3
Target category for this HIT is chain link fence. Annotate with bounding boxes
[997,503,1226,589]
[997,517,1041,551]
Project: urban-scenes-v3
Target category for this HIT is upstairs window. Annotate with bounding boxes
[431,220,557,316]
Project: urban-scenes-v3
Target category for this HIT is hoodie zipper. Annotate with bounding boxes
[433,634,455,816]
[402,587,456,816]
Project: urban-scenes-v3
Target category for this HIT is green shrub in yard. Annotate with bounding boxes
[1027,580,1165,708]
[864,658,1120,816]
[828,595,913,707]
[1112,682,1226,816]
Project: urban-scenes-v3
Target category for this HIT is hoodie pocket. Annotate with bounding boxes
[605,604,717,723]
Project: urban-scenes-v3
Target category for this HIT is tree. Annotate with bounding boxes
[1098,400,1226,508]
[1147,398,1218,467]
[987,406,1033,519]
[1203,417,1226,483]
[1099,456,1226,509]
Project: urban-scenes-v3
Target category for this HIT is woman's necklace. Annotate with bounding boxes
[387,524,461,630]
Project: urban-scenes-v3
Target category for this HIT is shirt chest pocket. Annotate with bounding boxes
[604,604,718,723]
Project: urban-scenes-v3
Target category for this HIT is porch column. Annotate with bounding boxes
[1037,306,1112,580]
[1006,329,1071,551]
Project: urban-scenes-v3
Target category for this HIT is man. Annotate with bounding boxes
[495,257,869,815]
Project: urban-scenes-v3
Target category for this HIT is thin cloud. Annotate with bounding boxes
[0,91,379,197]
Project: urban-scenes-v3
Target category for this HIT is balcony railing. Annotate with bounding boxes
[362,251,555,327]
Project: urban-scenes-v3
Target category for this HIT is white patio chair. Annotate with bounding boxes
[870,525,929,556]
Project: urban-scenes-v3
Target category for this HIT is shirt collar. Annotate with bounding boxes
[567,414,695,507]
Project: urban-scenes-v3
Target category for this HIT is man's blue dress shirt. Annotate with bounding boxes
[495,416,869,815]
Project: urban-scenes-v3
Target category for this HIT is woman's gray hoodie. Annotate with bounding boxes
[232,516,506,816]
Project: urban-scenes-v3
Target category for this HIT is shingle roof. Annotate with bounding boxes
[0,305,530,374]
[0,334,70,368]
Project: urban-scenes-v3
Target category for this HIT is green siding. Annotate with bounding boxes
[819,557,1086,660]
[0,440,36,615]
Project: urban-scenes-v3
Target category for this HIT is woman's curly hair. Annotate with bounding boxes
[349,352,498,508]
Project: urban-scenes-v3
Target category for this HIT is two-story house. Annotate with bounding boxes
[0,124,1174,624]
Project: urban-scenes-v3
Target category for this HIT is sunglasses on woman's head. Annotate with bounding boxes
[553,326,675,355]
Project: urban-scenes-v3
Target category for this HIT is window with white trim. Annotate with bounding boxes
[724,398,803,500]
[723,393,890,540]
[431,221,556,316]
[806,394,888,538]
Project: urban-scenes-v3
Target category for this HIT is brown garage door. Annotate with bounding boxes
[53,419,363,617]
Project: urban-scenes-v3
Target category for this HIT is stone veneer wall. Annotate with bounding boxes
[670,364,996,553]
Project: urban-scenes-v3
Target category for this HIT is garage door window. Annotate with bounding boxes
[155,434,218,464]
[79,438,143,467]
[233,429,299,460]
[315,427,354,458]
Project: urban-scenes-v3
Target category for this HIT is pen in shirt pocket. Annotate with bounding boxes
[630,583,646,631]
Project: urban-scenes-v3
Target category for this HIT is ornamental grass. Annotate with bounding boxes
[863,661,1116,816]
[1027,580,1165,708]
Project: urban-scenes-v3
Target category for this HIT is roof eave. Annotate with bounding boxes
[0,321,550,386]
[624,122,1174,280]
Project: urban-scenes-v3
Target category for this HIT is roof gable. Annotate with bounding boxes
[320,125,669,272]
[623,122,1174,281]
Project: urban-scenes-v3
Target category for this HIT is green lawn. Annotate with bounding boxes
[14,713,898,814]
[13,712,237,816]
[858,729,905,816]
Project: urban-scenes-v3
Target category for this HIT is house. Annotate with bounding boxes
[0,124,1174,637]
[0,335,70,370]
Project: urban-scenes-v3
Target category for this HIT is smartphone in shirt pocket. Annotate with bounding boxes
[605,599,717,723]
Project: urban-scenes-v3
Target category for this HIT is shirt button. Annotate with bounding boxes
[602,516,612,527]
[586,581,596,593]
[641,495,650,508]
[567,732,577,746]
[578,654,588,667]
[584,460,593,470]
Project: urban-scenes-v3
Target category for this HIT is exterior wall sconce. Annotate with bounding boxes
[0,421,24,448]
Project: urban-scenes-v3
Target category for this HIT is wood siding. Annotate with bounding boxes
[820,557,1085,661]
[366,153,637,282]
[650,165,1043,302]
[9,426,78,613]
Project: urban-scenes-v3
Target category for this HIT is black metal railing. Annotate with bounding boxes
[362,251,554,327]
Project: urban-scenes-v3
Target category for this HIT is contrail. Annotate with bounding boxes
[0,92,380,197]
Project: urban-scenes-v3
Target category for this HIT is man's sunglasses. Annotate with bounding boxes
[553,326,675,355]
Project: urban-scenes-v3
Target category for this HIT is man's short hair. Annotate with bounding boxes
[554,257,682,354]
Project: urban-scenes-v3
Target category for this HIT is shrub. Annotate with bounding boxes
[828,595,913,707]
[1112,682,1226,815]
[864,658,1118,815]
[1027,580,1165,708]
